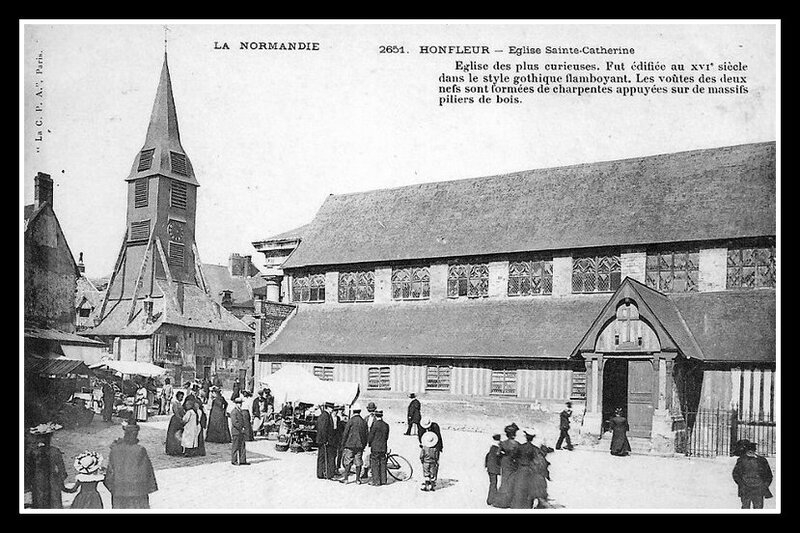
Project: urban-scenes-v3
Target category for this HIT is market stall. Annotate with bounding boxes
[89,359,167,420]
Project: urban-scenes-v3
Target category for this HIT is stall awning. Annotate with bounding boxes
[89,359,167,377]
[26,356,93,377]
[260,364,360,406]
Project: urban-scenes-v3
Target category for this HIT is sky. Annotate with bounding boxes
[21,21,778,279]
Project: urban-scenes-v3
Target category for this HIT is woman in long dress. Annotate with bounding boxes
[205,388,231,443]
[165,391,185,456]
[71,473,104,509]
[609,407,632,456]
[181,398,200,457]
[510,428,551,508]
[134,384,148,422]
[492,424,520,508]
[242,391,254,442]
[195,401,207,457]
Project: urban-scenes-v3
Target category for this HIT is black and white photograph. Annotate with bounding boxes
[20,20,779,512]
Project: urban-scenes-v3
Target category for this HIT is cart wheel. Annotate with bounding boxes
[387,453,413,481]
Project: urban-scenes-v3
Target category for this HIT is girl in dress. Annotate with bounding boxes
[181,397,200,457]
[70,451,105,509]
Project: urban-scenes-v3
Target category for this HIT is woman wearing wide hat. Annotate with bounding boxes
[609,407,631,456]
[24,423,70,509]
[71,451,105,509]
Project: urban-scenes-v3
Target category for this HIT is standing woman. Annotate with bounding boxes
[134,381,148,422]
[609,407,632,456]
[241,391,255,442]
[511,428,551,508]
[492,424,521,508]
[165,391,185,456]
[206,387,232,443]
[181,398,200,457]
[194,400,207,457]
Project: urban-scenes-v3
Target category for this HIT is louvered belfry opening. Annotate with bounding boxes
[134,178,149,208]
[137,148,155,171]
[129,219,150,241]
[170,180,187,209]
[170,151,188,176]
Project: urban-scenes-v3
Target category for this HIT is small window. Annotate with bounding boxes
[170,180,188,210]
[292,273,325,303]
[572,255,621,294]
[170,151,188,176]
[426,365,451,391]
[168,242,185,267]
[571,371,587,400]
[490,369,517,396]
[78,308,91,318]
[129,220,150,241]
[134,178,149,208]
[165,335,179,354]
[270,362,282,373]
[137,149,155,172]
[392,266,430,300]
[223,340,233,357]
[237,340,244,358]
[368,366,391,390]
[313,366,334,381]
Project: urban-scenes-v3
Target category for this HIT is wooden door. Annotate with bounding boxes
[627,360,655,437]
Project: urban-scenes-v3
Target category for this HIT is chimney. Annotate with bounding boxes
[34,172,53,209]
[77,252,86,274]
[220,289,233,310]
[143,297,154,324]
[228,253,243,277]
[253,294,263,316]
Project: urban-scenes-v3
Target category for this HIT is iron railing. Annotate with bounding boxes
[679,406,776,458]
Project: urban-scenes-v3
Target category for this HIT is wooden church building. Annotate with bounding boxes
[256,141,777,453]
[87,53,254,388]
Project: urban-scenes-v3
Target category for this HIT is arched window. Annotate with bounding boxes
[508,259,553,296]
[448,263,489,298]
[292,273,325,302]
[392,266,430,300]
[338,271,375,302]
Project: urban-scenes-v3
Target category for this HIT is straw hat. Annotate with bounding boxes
[421,431,439,448]
[420,417,432,429]
[29,422,63,435]
[74,451,103,475]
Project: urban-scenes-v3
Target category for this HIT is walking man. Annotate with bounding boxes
[361,402,378,481]
[405,393,421,436]
[230,396,249,466]
[732,439,773,509]
[367,410,390,486]
[103,420,158,508]
[555,401,574,451]
[101,379,115,422]
[316,402,336,479]
[338,405,368,484]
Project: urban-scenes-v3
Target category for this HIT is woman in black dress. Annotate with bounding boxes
[165,391,185,456]
[609,407,632,456]
[205,388,231,443]
[491,423,520,508]
[510,428,551,508]
[195,401,207,456]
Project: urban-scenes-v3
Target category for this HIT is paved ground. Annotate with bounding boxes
[32,406,778,511]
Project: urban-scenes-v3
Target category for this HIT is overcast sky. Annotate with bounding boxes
[21,22,778,278]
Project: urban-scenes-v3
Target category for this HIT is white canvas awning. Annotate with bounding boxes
[90,359,166,378]
[259,365,360,406]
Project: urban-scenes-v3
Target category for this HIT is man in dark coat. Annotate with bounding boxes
[555,401,574,451]
[367,410,390,486]
[316,402,337,479]
[231,378,241,401]
[405,393,421,436]
[485,433,502,506]
[230,396,249,465]
[102,380,115,422]
[732,440,773,509]
[338,406,369,484]
[103,420,158,509]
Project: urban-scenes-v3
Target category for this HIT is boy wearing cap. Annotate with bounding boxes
[732,440,773,509]
[485,434,502,505]
[367,410,390,486]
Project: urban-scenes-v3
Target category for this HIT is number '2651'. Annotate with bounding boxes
[379,45,405,53]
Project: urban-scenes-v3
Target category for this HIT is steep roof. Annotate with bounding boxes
[24,327,105,346]
[259,296,608,359]
[202,263,266,309]
[256,223,309,244]
[283,142,776,269]
[76,275,103,309]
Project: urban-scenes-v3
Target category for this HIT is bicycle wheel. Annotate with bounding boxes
[387,453,413,481]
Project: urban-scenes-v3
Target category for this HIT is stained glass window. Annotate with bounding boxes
[426,365,451,390]
[727,245,776,289]
[572,255,621,293]
[392,266,430,300]
[368,367,391,390]
[338,271,375,302]
[645,249,699,293]
[508,259,553,296]
[448,263,489,298]
[490,369,517,396]
[292,273,325,302]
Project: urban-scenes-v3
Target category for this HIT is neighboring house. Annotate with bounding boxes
[75,253,104,331]
[86,53,254,388]
[256,141,776,455]
[202,254,266,319]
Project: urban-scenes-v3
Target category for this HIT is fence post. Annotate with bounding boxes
[729,407,738,456]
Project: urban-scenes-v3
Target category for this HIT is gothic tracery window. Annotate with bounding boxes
[292,273,326,302]
[392,266,430,300]
[646,249,699,293]
[727,245,776,289]
[572,255,621,293]
[338,271,375,302]
[508,259,553,296]
[448,263,489,298]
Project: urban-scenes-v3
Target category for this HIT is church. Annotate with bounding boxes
[87,54,254,388]
[255,141,776,454]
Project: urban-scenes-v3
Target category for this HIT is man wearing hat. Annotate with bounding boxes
[405,393,421,436]
[485,434,502,505]
[361,402,378,481]
[732,440,774,509]
[101,379,116,422]
[103,420,158,508]
[555,401,574,451]
[367,409,390,486]
[316,402,337,479]
[230,396,250,465]
[338,405,368,484]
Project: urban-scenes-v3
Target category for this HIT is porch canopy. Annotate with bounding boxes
[89,359,167,378]
[260,364,360,406]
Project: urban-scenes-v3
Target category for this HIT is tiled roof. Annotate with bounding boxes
[24,327,105,346]
[283,142,776,269]
[76,275,103,309]
[201,263,266,309]
[25,355,93,376]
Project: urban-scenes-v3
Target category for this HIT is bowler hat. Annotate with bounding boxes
[367,402,377,412]
[409,393,416,398]
[374,410,383,417]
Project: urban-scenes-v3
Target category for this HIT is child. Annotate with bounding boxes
[420,431,440,492]
[485,434,502,505]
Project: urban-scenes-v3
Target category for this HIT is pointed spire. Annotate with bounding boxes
[145,52,181,148]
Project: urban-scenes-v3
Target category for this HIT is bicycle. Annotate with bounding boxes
[386,449,413,481]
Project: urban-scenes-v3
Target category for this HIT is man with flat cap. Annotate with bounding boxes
[732,439,773,509]
[230,396,250,466]
[367,409,390,486]
[406,393,421,436]
[316,402,336,479]
[338,405,368,484]
[103,419,158,508]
